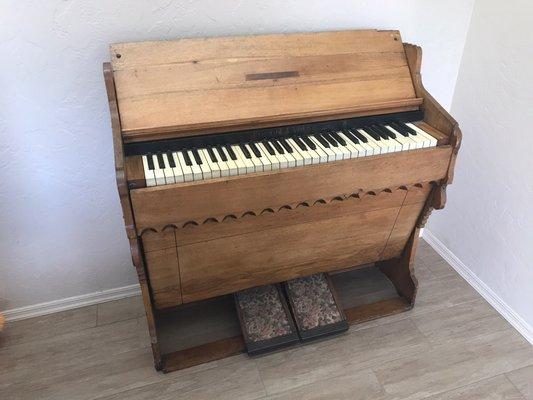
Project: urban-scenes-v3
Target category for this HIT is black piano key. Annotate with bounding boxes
[183,151,193,166]
[280,138,294,153]
[400,122,418,135]
[216,146,228,162]
[323,133,339,147]
[239,143,252,158]
[302,136,317,150]
[294,137,308,151]
[315,134,330,148]
[167,152,176,167]
[350,129,368,143]
[147,154,155,170]
[272,140,285,154]
[226,145,238,160]
[343,130,359,144]
[207,147,217,162]
[331,131,346,146]
[249,142,262,158]
[391,122,410,136]
[192,149,203,165]
[363,127,381,141]
[374,124,395,139]
[368,126,387,140]
[381,124,397,139]
[156,153,165,169]
[263,141,276,155]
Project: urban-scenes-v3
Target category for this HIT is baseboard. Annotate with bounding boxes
[423,229,533,345]
[4,284,141,322]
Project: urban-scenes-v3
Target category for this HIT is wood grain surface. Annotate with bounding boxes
[110,30,419,139]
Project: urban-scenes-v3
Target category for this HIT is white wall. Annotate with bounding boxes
[427,0,533,330]
[0,0,474,310]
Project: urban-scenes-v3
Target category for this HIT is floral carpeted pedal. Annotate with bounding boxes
[234,284,299,355]
[284,273,348,341]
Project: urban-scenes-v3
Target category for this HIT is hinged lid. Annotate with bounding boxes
[110,30,420,142]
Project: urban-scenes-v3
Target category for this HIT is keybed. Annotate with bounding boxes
[139,121,438,187]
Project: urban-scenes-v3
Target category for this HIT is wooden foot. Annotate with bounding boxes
[344,298,412,325]
[377,228,420,305]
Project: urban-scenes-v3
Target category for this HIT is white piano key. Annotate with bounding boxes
[142,155,156,187]
[310,136,335,162]
[286,138,306,166]
[213,148,230,177]
[326,138,345,161]
[201,148,220,178]
[295,138,320,164]
[288,138,312,165]
[258,142,280,170]
[384,126,415,150]
[176,151,194,182]
[151,155,166,186]
[331,133,352,159]
[233,145,255,174]
[245,144,264,172]
[406,123,438,147]
[252,143,272,171]
[357,129,383,154]
[230,145,249,174]
[170,153,185,183]
[219,146,239,176]
[276,140,296,168]
[187,150,204,181]
[397,125,424,149]
[306,146,322,164]
[306,137,328,163]
[348,130,373,156]
[196,149,212,179]
[268,141,289,169]
[384,136,403,153]
[337,132,360,158]
[161,153,176,184]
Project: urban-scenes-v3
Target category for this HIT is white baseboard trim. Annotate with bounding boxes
[423,229,533,345]
[4,284,141,322]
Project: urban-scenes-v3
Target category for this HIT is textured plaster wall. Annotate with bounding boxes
[0,1,474,309]
[427,0,533,328]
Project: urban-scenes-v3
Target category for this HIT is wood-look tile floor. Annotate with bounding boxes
[1,240,532,400]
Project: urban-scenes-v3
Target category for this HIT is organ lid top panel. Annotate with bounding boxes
[110,30,421,142]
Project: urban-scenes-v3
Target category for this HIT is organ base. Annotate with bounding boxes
[153,229,419,373]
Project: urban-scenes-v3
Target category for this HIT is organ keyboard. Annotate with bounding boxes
[136,121,438,187]
[105,30,461,373]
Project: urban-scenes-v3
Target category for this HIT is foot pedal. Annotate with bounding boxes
[284,273,348,342]
[234,284,299,355]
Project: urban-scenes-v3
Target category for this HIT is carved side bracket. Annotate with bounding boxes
[404,43,462,221]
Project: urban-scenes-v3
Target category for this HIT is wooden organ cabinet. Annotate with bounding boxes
[104,30,461,372]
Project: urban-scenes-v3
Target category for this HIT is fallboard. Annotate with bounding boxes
[110,30,421,142]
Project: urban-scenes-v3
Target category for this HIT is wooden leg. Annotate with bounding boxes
[129,237,163,370]
[377,227,420,305]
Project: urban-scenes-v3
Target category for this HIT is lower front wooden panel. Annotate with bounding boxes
[145,247,182,308]
[178,207,399,303]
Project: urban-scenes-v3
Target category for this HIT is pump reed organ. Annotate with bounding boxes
[104,30,461,372]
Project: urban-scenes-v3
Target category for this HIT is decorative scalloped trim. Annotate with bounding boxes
[138,183,433,235]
